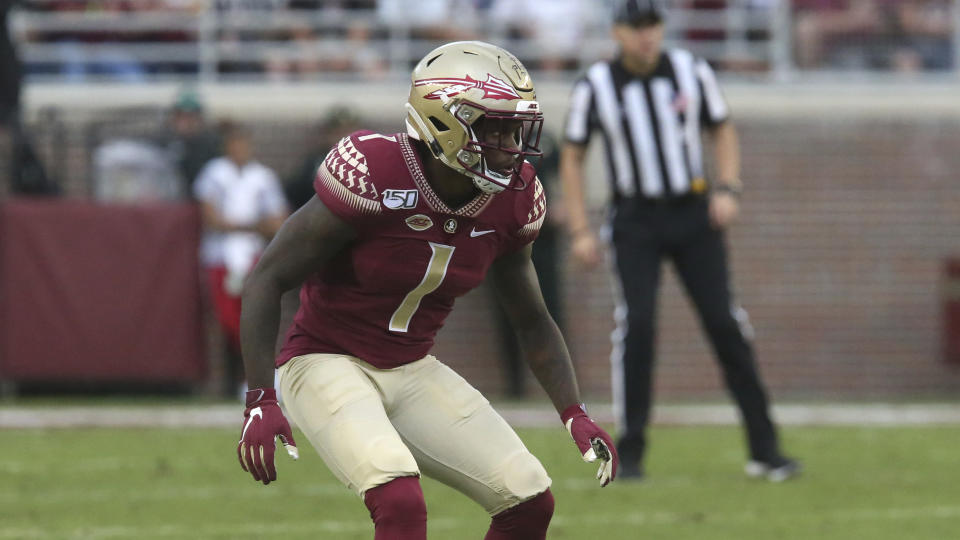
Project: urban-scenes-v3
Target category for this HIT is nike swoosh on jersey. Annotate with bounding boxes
[241,407,262,441]
[470,228,495,237]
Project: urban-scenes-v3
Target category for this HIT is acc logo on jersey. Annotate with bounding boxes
[406,214,433,231]
[415,74,522,101]
[383,189,419,209]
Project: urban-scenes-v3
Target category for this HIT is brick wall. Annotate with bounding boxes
[7,101,960,400]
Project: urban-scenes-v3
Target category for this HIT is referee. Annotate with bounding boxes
[560,0,799,481]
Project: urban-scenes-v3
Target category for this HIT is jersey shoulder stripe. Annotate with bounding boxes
[316,134,382,216]
[518,177,546,241]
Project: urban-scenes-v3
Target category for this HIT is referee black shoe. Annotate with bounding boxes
[618,461,645,481]
[744,455,801,482]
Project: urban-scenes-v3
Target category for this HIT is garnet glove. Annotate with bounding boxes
[560,403,618,487]
[237,388,298,485]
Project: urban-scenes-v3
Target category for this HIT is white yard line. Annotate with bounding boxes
[0,484,354,505]
[3,505,959,539]
[1,403,960,429]
[550,504,960,527]
[0,518,465,539]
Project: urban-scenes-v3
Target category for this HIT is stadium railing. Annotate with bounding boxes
[15,1,955,83]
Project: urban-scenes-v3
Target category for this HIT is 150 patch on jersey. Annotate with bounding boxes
[383,189,419,209]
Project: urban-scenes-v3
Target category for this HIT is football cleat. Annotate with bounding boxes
[745,456,802,482]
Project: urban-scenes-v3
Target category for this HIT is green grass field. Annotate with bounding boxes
[2,424,959,539]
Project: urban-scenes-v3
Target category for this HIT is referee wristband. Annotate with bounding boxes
[714,182,743,198]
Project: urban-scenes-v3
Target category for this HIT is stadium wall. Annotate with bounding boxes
[16,82,960,400]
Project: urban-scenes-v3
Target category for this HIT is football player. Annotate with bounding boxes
[236,41,619,540]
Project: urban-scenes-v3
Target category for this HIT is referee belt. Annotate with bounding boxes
[619,193,704,208]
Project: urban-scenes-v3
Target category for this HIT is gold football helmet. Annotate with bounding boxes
[405,41,543,194]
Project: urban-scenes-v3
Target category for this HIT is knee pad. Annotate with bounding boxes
[501,450,551,501]
[486,489,555,540]
[363,476,427,533]
[365,432,420,477]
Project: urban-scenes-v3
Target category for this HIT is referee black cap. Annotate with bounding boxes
[614,0,666,27]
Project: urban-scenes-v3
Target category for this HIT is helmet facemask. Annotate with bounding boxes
[452,101,543,194]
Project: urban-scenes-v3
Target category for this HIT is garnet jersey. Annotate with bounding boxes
[276,131,546,369]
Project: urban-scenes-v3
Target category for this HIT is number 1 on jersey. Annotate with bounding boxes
[389,242,455,333]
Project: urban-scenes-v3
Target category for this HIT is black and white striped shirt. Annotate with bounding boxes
[564,49,728,201]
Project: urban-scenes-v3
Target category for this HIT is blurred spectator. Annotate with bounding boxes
[793,0,883,69]
[28,1,148,82]
[377,0,480,63]
[679,0,777,72]
[266,1,384,79]
[793,0,901,70]
[136,0,204,77]
[157,89,222,197]
[890,0,952,71]
[682,0,730,43]
[283,105,362,209]
[334,0,387,76]
[488,0,587,72]
[92,138,181,201]
[0,2,22,126]
[263,20,324,80]
[794,0,953,71]
[215,0,284,75]
[2,0,57,196]
[194,122,289,397]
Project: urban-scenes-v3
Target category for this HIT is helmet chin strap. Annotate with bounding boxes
[468,167,510,194]
[405,102,509,194]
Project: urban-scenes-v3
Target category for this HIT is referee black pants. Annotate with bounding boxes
[610,196,779,466]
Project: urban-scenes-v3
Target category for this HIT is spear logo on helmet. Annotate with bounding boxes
[415,74,521,101]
